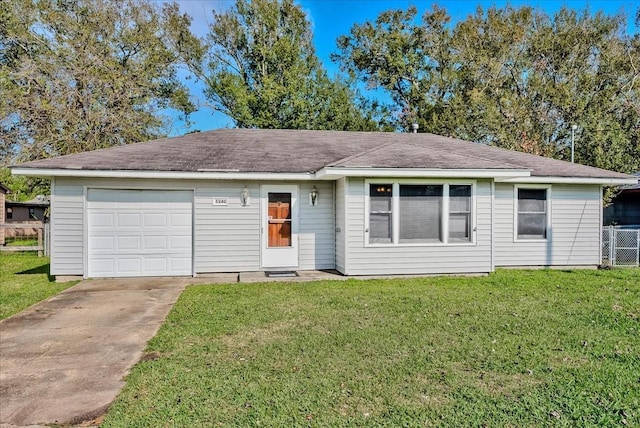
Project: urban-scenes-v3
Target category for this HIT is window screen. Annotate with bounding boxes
[399,185,443,243]
[369,184,392,243]
[517,188,547,239]
[449,185,471,242]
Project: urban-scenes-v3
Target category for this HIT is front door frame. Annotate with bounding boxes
[260,184,299,269]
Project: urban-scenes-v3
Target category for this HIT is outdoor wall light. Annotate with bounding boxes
[240,185,250,206]
[310,186,319,206]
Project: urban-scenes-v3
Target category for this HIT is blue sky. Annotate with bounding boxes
[171,0,639,135]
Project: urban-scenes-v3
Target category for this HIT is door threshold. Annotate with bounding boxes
[264,271,299,278]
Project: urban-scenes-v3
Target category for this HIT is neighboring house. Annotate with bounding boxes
[5,195,50,223]
[11,129,636,279]
[0,182,9,246]
[603,172,640,227]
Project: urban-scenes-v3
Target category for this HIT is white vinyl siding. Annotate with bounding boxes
[494,183,601,266]
[335,178,346,274]
[50,178,335,276]
[194,183,260,272]
[195,181,334,272]
[48,175,604,277]
[49,179,336,276]
[50,178,84,275]
[298,182,335,270]
[346,178,492,275]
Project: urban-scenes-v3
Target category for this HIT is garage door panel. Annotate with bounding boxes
[117,235,142,251]
[116,212,142,228]
[89,236,115,251]
[143,213,168,227]
[117,257,142,274]
[170,212,191,227]
[143,257,168,274]
[87,189,192,278]
[168,257,192,272]
[89,258,115,276]
[89,212,114,228]
[170,235,191,250]
[143,235,168,251]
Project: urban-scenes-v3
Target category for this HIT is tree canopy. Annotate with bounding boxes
[333,5,640,173]
[1,0,638,196]
[0,0,202,165]
[203,0,385,130]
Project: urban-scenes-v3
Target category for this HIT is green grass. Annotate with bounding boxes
[103,269,640,427]
[0,253,77,319]
[5,238,39,247]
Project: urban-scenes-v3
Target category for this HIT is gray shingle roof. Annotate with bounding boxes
[14,129,631,179]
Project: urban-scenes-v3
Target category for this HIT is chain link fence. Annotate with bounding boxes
[602,226,640,267]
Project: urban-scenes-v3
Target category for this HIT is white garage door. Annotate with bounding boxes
[87,189,193,277]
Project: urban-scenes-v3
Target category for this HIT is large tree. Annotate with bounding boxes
[333,5,640,173]
[453,6,640,170]
[332,6,456,134]
[0,0,202,165]
[203,0,384,130]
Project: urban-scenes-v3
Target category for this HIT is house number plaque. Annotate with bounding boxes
[212,197,228,206]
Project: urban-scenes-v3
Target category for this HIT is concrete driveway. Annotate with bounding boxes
[0,276,226,427]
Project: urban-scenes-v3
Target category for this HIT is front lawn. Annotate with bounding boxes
[103,269,639,427]
[5,238,39,247]
[0,253,77,320]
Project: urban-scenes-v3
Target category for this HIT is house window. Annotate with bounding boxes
[449,185,472,242]
[399,185,443,243]
[29,207,35,219]
[369,184,392,243]
[6,207,12,220]
[367,181,474,245]
[517,188,548,239]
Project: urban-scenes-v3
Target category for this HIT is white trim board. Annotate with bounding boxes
[317,167,530,180]
[13,167,635,186]
[12,168,314,181]
[497,176,636,185]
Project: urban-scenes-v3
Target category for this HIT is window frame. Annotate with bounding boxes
[364,179,476,247]
[513,184,552,242]
[368,183,393,244]
[448,184,473,243]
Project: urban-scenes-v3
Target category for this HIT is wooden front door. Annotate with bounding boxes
[261,185,299,268]
[268,193,292,247]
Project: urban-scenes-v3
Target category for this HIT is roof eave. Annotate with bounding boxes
[11,168,315,181]
[6,201,49,207]
[316,167,531,180]
[12,167,635,186]
[497,176,637,185]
